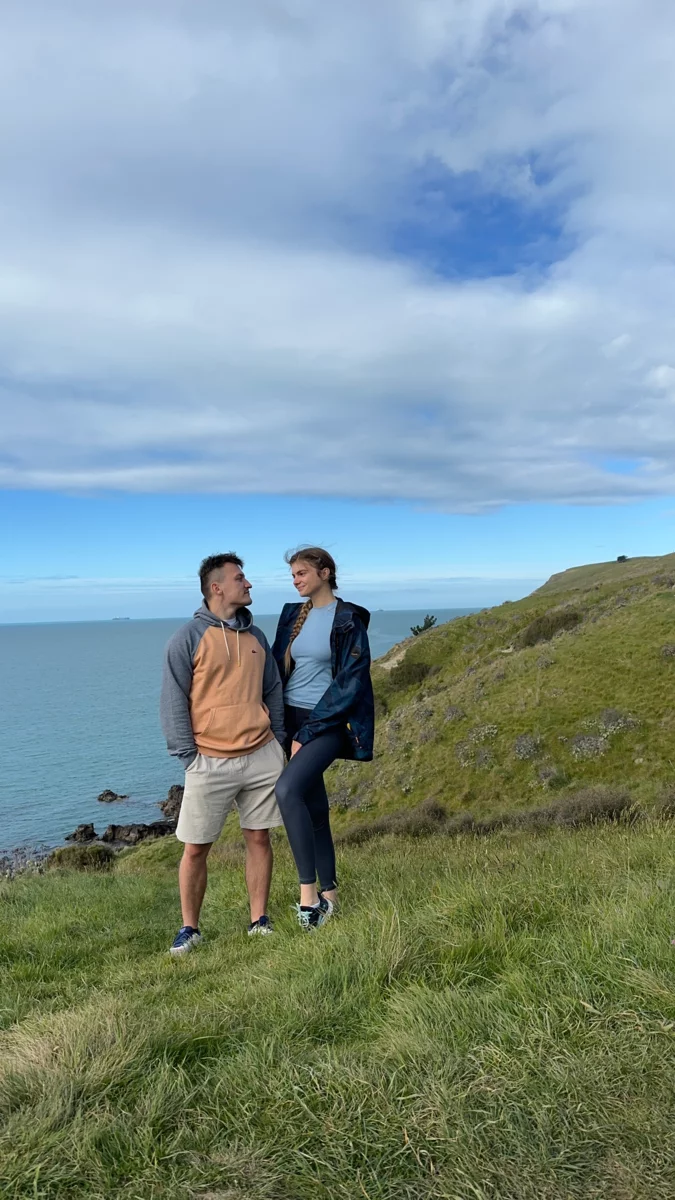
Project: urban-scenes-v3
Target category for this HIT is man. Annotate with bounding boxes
[160,553,285,954]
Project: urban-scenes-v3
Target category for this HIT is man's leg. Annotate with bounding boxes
[236,739,285,924]
[179,842,213,929]
[241,827,273,923]
[175,754,237,937]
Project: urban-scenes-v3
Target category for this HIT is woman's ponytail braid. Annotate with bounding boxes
[282,547,339,677]
[284,601,312,675]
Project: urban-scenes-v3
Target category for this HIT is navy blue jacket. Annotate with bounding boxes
[272,598,375,761]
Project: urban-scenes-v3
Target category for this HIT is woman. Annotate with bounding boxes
[272,547,375,929]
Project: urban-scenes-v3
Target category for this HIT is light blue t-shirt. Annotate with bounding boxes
[284,601,337,709]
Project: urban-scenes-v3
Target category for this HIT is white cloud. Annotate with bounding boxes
[0,0,674,509]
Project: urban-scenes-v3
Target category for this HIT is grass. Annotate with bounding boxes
[5,552,675,1197]
[3,820,675,1199]
[325,551,675,826]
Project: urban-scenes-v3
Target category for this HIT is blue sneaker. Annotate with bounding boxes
[248,914,274,936]
[169,925,202,956]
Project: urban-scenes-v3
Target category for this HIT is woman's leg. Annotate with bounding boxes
[275,728,343,903]
[305,771,337,899]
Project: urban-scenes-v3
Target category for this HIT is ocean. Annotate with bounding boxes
[0,609,477,851]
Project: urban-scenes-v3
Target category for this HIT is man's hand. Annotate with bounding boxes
[291,740,302,757]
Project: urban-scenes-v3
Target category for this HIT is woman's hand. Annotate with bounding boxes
[291,740,302,757]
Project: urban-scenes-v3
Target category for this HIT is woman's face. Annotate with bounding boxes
[291,560,329,599]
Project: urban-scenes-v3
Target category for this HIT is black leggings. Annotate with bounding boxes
[275,705,343,891]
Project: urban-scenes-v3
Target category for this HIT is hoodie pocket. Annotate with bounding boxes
[200,703,271,752]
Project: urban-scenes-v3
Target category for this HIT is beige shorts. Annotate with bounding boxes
[176,738,285,844]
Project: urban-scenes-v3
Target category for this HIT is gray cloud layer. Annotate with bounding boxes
[1,0,674,510]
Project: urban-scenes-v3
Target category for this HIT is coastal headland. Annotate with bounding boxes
[2,554,675,1198]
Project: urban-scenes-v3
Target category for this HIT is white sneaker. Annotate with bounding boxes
[169,926,203,956]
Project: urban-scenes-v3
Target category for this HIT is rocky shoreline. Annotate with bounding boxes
[1,784,184,879]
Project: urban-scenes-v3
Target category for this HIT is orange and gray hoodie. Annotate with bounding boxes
[160,604,285,768]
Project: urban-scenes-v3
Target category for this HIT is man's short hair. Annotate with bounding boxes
[199,553,244,599]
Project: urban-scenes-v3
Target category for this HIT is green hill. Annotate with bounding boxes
[326,552,675,828]
[3,554,675,1199]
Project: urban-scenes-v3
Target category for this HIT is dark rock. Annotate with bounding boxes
[100,820,176,845]
[661,644,675,659]
[65,823,97,843]
[514,734,542,761]
[159,784,184,821]
[97,789,129,803]
[444,706,466,723]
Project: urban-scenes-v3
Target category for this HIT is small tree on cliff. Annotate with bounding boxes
[411,614,437,636]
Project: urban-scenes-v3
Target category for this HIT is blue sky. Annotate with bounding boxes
[1,2,674,621]
[2,489,673,622]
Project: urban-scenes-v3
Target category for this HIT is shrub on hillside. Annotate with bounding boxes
[388,659,434,690]
[654,787,675,819]
[517,607,582,648]
[525,786,636,828]
[337,787,636,847]
[47,844,115,871]
[537,764,570,789]
[514,733,542,760]
[338,798,448,845]
[410,614,437,636]
[570,734,607,760]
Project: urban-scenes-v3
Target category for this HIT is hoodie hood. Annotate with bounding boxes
[192,602,253,631]
[279,598,371,631]
[335,599,371,630]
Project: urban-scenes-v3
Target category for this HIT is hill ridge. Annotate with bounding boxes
[325,551,675,826]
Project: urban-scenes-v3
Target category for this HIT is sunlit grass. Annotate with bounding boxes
[2,821,675,1198]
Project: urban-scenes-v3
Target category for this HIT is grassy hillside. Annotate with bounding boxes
[4,554,675,1199]
[326,552,675,827]
[3,819,675,1199]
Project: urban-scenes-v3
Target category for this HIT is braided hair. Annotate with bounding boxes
[283,547,338,675]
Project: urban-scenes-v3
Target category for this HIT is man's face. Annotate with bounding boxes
[212,562,252,608]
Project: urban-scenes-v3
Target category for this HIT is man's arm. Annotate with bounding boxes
[259,633,285,745]
[160,630,198,768]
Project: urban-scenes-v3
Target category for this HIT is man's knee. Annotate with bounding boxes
[274,774,293,810]
[181,841,212,863]
[242,827,271,849]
